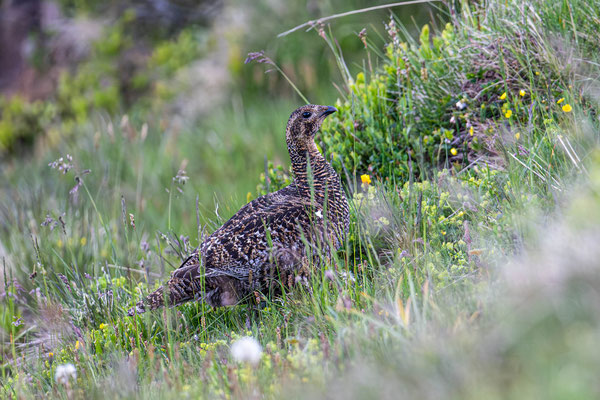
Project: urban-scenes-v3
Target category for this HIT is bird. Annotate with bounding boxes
[128,104,349,316]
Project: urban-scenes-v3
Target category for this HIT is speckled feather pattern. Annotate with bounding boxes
[128,105,349,316]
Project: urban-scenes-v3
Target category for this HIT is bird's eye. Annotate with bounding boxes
[302,111,312,118]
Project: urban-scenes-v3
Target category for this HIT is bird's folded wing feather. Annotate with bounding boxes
[201,200,324,273]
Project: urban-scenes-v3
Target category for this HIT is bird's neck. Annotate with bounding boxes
[289,141,344,210]
[288,138,350,243]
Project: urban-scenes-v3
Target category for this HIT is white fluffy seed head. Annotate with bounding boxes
[55,363,77,384]
[230,336,262,365]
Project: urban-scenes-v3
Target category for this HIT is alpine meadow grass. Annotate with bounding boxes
[1,0,600,398]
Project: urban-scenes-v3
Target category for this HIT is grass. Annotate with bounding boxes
[1,0,600,398]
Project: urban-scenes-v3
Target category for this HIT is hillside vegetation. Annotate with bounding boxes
[1,0,600,398]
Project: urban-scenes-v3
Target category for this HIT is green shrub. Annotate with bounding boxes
[0,96,55,152]
[255,162,292,196]
[0,15,210,156]
[307,2,599,186]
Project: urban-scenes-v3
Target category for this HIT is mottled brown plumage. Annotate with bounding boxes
[128,105,349,316]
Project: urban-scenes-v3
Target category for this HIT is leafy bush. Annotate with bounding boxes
[312,2,599,185]
[0,10,208,156]
[0,96,55,153]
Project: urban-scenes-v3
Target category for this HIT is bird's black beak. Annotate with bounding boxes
[320,106,337,117]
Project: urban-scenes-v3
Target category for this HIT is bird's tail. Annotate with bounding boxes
[127,253,205,316]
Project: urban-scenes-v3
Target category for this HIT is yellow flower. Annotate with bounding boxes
[562,104,572,113]
[515,132,521,140]
[557,97,564,104]
[519,90,526,97]
[246,192,252,203]
[377,217,390,226]
[80,237,87,246]
[504,109,513,118]
[75,340,80,350]
[499,92,507,100]
[360,174,371,185]
[450,148,458,156]
[469,126,474,136]
[535,71,540,75]
[48,352,54,358]
[99,323,107,330]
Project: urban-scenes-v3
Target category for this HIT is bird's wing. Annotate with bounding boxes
[200,200,325,274]
[210,183,298,235]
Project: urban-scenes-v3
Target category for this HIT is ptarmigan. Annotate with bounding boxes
[128,104,349,315]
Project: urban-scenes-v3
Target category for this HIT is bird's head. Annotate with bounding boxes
[286,104,337,153]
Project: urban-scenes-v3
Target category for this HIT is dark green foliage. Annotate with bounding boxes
[0,97,55,153]
[313,3,600,185]
[0,9,207,155]
[256,162,292,196]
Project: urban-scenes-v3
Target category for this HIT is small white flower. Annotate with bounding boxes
[455,100,467,110]
[340,270,356,283]
[231,336,262,365]
[55,363,77,385]
[315,210,323,219]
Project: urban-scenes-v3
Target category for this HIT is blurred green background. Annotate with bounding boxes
[0,0,439,234]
